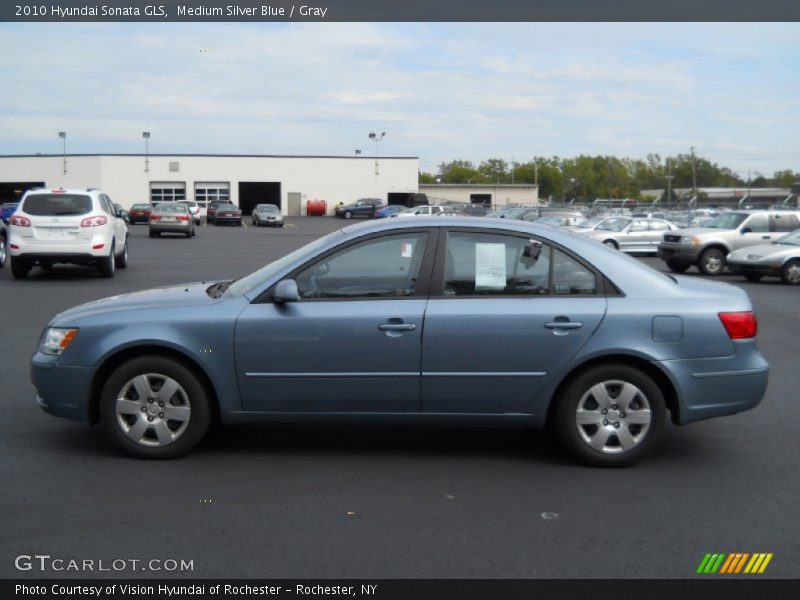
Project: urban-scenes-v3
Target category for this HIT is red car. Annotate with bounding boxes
[128,203,152,224]
[214,203,243,226]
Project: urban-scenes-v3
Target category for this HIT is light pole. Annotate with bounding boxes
[369,131,385,175]
[58,131,67,175]
[143,132,151,172]
[355,149,361,156]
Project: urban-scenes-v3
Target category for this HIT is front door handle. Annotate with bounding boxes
[545,321,583,330]
[761,235,770,239]
[378,323,416,331]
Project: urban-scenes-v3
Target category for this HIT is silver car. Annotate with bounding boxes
[149,202,196,238]
[252,204,284,227]
[582,218,677,253]
[727,229,800,284]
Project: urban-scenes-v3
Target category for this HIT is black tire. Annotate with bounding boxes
[115,240,128,269]
[344,210,353,219]
[666,259,690,274]
[553,364,667,467]
[10,256,29,279]
[780,259,800,285]
[98,242,116,278]
[0,235,6,268]
[185,229,192,238]
[698,247,726,276]
[603,239,618,250]
[191,226,196,237]
[743,272,763,283]
[99,355,212,459]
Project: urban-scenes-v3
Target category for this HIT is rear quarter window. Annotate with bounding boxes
[21,194,93,216]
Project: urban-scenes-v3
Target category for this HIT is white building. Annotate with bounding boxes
[0,154,420,216]
[419,183,540,208]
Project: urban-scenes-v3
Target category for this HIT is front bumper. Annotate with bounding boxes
[657,243,700,262]
[657,340,769,424]
[31,353,94,422]
[726,257,783,276]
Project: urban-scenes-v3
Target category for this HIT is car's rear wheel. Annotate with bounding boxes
[554,364,666,467]
[115,240,128,269]
[666,259,690,273]
[10,257,30,279]
[603,239,618,249]
[98,242,116,278]
[344,210,353,219]
[780,259,800,285]
[99,356,211,459]
[0,235,6,268]
[698,247,726,276]
[743,272,763,283]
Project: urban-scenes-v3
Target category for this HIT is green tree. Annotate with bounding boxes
[438,160,484,184]
[418,171,437,184]
[478,158,509,183]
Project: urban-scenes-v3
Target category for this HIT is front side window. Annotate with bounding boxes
[295,233,429,299]
[744,214,769,232]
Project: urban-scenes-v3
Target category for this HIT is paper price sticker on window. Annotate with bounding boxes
[401,242,413,258]
[475,243,506,289]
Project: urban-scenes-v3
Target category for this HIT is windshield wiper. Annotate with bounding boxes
[206,280,235,298]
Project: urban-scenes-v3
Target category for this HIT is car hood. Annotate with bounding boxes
[51,282,223,324]
[728,243,800,259]
[670,227,734,237]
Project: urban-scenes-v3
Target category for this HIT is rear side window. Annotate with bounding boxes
[22,194,92,216]
[772,213,800,232]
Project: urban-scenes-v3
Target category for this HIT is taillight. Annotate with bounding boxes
[176,215,190,221]
[80,215,107,227]
[718,311,757,339]
[9,215,31,227]
[150,215,161,221]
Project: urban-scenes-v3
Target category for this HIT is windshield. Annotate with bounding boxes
[256,204,279,213]
[131,204,150,210]
[705,213,748,229]
[776,230,800,246]
[225,230,346,297]
[597,218,631,232]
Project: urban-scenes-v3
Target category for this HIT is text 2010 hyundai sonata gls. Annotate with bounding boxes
[31,217,769,466]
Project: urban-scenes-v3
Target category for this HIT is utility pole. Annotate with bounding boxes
[666,158,674,206]
[690,146,697,197]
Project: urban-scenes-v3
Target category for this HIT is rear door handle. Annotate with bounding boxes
[378,323,416,331]
[545,321,583,330]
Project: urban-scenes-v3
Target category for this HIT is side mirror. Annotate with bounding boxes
[273,279,300,303]
[523,239,542,261]
[741,227,752,234]
[119,210,130,223]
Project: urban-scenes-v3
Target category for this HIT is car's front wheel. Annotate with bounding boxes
[99,356,212,459]
[344,210,353,219]
[554,364,666,467]
[603,239,619,249]
[0,235,6,268]
[698,247,726,276]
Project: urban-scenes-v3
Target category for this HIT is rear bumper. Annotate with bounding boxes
[150,220,192,233]
[657,341,769,424]
[10,239,108,261]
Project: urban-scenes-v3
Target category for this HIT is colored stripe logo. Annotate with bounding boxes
[697,553,773,574]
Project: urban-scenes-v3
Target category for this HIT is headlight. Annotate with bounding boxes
[39,328,79,355]
[680,237,700,246]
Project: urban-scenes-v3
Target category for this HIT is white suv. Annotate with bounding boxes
[9,187,129,279]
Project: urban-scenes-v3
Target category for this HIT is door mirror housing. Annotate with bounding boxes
[741,227,752,234]
[273,279,300,303]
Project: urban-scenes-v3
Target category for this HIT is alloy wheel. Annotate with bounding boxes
[115,373,191,447]
[574,380,652,454]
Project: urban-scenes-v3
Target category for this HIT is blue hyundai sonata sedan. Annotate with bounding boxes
[31,217,769,466]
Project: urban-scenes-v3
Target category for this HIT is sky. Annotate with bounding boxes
[0,22,798,177]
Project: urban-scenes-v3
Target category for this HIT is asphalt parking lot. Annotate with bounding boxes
[1,217,798,579]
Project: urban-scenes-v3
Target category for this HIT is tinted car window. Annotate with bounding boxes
[22,194,92,216]
[744,214,769,232]
[155,203,188,213]
[295,232,429,299]
[771,213,799,232]
[444,232,550,296]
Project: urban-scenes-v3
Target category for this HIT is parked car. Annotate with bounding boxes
[335,198,385,219]
[375,205,410,218]
[581,218,678,253]
[128,203,152,224]
[1,202,19,223]
[0,219,7,268]
[31,217,768,466]
[176,200,202,224]
[501,207,540,222]
[206,200,230,224]
[657,210,800,275]
[534,212,589,229]
[8,187,129,279]
[726,229,800,284]
[252,204,284,227]
[214,203,243,226]
[573,215,627,233]
[441,201,490,217]
[396,205,446,217]
[149,202,196,238]
[113,203,130,225]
